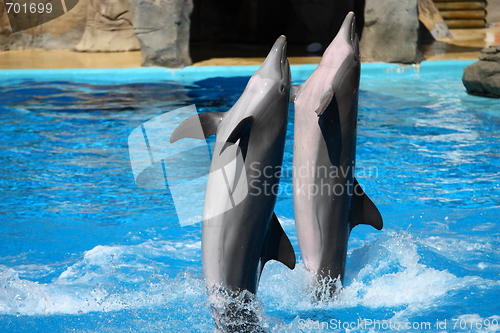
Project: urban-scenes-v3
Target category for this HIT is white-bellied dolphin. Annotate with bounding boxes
[171,36,295,331]
[292,12,383,297]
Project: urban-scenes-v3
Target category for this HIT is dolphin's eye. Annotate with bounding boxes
[280,85,285,92]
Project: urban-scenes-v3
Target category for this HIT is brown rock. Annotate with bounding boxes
[75,0,140,52]
[481,45,500,54]
[478,45,500,62]
[479,53,500,62]
[463,47,500,98]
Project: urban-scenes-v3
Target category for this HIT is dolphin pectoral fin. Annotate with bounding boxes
[219,116,253,156]
[260,213,296,270]
[349,178,383,231]
[170,112,224,143]
[315,88,334,116]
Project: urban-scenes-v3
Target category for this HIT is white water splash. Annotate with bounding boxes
[0,239,203,316]
[1,231,497,333]
[259,231,498,327]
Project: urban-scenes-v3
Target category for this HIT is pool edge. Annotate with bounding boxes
[0,60,477,84]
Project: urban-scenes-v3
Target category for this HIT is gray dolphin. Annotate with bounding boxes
[171,36,295,330]
[292,12,383,297]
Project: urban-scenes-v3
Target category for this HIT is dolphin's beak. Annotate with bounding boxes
[257,35,288,80]
[320,12,358,61]
[338,11,356,49]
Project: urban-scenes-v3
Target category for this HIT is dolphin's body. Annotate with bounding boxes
[292,13,383,296]
[171,36,295,330]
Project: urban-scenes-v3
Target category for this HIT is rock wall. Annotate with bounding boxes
[131,0,193,67]
[1,0,193,68]
[360,0,423,64]
[75,0,140,52]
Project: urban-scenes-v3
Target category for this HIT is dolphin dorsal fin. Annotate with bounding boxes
[349,178,383,231]
[170,112,225,143]
[219,116,253,156]
[260,213,296,270]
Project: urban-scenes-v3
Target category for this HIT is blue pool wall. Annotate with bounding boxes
[0,60,476,85]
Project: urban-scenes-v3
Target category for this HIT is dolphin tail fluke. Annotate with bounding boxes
[349,177,383,231]
[170,112,224,143]
[260,213,296,271]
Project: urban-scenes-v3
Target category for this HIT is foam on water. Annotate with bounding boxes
[258,231,500,332]
[0,239,204,316]
[259,231,496,309]
[1,228,498,332]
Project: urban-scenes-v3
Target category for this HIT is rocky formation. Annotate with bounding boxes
[0,0,86,50]
[462,46,500,98]
[360,0,423,64]
[75,0,140,52]
[131,0,193,68]
[1,0,193,67]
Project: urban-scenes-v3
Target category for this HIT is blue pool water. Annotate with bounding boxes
[0,61,499,332]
